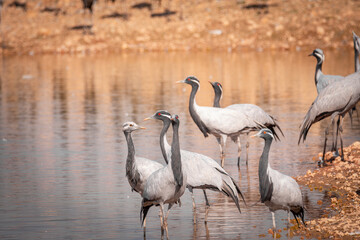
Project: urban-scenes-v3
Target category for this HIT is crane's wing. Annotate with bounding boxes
[195,106,261,135]
[299,72,360,143]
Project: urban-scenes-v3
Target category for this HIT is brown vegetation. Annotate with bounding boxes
[1,0,360,54]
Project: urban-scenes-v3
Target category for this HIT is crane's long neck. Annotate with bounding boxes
[171,121,183,192]
[355,48,359,72]
[188,84,209,137]
[315,59,323,86]
[258,137,273,202]
[213,89,221,108]
[124,131,135,178]
[160,120,171,164]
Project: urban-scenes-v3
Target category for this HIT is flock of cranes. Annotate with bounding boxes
[123,32,360,238]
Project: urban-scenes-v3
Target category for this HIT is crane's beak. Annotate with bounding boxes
[143,117,153,121]
[250,132,260,138]
[308,52,314,57]
[208,81,215,86]
[139,126,146,130]
[176,80,186,84]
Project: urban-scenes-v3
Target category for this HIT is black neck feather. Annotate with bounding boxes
[160,120,171,164]
[213,89,221,108]
[258,137,273,203]
[355,49,359,72]
[124,131,135,179]
[171,120,183,192]
[188,84,209,137]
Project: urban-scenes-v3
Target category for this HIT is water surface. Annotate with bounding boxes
[0,50,359,239]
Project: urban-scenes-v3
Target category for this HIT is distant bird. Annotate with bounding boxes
[8,1,26,11]
[252,129,306,232]
[145,110,244,223]
[141,115,186,238]
[178,76,263,167]
[299,71,360,165]
[122,122,164,228]
[209,81,283,167]
[82,0,95,13]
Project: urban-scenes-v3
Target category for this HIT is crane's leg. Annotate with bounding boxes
[246,133,250,166]
[287,211,291,239]
[236,136,242,167]
[159,209,163,230]
[320,128,329,167]
[188,188,196,224]
[331,116,340,158]
[337,116,345,161]
[159,203,166,236]
[219,135,227,167]
[271,211,276,238]
[163,204,173,239]
[203,190,210,223]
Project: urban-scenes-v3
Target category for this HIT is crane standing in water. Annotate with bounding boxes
[145,110,244,223]
[252,129,306,234]
[209,81,283,167]
[141,115,186,238]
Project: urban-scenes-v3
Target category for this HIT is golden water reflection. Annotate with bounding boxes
[0,50,358,239]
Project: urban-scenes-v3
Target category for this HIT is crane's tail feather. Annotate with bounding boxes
[230,176,247,207]
[290,207,306,227]
[269,116,284,141]
[140,199,153,226]
[221,180,242,213]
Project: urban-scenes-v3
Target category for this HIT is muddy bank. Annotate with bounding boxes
[1,0,360,55]
[292,142,360,239]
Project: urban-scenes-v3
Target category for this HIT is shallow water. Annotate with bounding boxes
[0,50,359,239]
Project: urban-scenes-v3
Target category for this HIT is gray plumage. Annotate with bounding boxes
[209,81,283,167]
[253,129,305,230]
[145,110,244,223]
[178,76,263,167]
[123,122,163,195]
[299,71,360,163]
[141,115,186,237]
[309,48,344,94]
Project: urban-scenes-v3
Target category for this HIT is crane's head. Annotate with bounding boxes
[170,114,180,124]
[309,48,324,64]
[122,122,146,133]
[177,76,200,88]
[144,110,172,122]
[251,128,274,140]
[209,81,223,96]
[353,31,360,52]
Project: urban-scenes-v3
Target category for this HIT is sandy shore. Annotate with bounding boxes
[1,0,360,55]
[290,142,360,239]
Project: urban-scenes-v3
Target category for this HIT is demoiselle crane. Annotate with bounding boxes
[252,129,306,234]
[299,71,360,166]
[177,76,262,167]
[308,47,358,158]
[209,81,283,167]
[122,122,164,228]
[144,110,244,223]
[141,115,186,238]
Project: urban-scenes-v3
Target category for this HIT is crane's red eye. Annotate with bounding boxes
[187,78,190,81]
[158,113,161,116]
[176,116,179,119]
[217,83,220,86]
[263,131,266,134]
